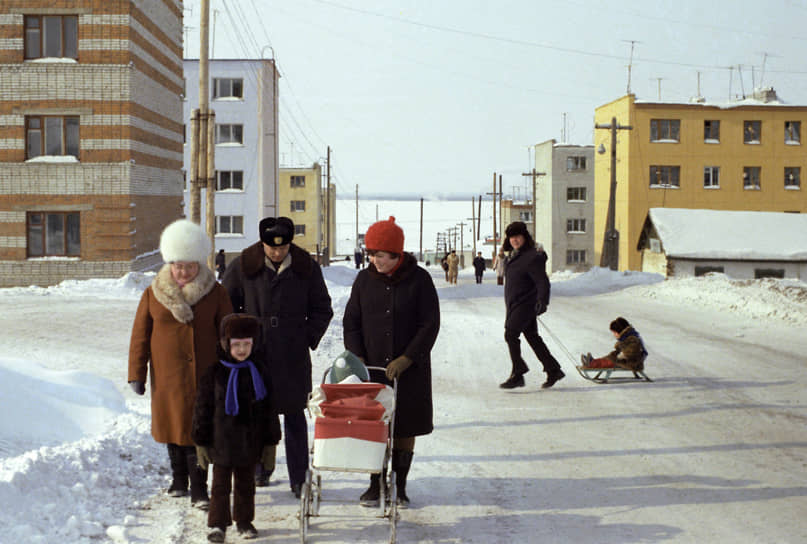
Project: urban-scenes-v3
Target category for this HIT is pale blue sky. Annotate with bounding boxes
[182,0,807,197]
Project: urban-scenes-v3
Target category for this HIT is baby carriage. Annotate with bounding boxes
[299,364,399,544]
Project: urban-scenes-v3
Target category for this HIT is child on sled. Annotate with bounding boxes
[581,317,648,371]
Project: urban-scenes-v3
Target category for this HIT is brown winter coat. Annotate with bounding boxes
[605,326,648,371]
[343,253,440,437]
[128,264,233,445]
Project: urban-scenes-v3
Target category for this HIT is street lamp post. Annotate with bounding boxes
[595,117,632,270]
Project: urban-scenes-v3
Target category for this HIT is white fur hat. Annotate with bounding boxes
[159,219,211,263]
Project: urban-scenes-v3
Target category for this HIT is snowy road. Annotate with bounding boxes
[1,265,806,543]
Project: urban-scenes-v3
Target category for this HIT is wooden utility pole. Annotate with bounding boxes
[595,117,632,270]
[324,146,331,266]
[419,197,424,261]
[521,168,546,239]
[354,184,359,250]
[498,174,503,253]
[457,222,466,267]
[468,196,476,256]
[486,173,500,258]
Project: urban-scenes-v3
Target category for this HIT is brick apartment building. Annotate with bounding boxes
[0,1,184,287]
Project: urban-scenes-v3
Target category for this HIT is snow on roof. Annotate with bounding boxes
[647,208,807,261]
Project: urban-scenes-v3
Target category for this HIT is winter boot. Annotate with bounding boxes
[255,462,272,487]
[166,444,189,497]
[186,448,209,510]
[392,450,414,508]
[207,527,225,543]
[359,472,383,507]
[499,373,525,389]
[541,369,566,389]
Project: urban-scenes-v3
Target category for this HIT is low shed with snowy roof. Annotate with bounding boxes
[637,208,807,280]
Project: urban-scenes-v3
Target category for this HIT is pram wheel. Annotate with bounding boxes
[299,469,313,543]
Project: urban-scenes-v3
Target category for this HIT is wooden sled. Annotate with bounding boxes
[576,365,653,383]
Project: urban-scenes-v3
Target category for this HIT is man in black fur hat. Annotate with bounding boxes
[221,216,333,497]
[499,221,565,389]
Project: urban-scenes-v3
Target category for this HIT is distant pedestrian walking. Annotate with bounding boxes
[472,252,486,284]
[447,250,459,284]
[493,249,506,286]
[215,249,226,280]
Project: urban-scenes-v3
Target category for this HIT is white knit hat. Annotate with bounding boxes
[159,219,211,263]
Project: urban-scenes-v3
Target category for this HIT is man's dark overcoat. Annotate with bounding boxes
[343,253,440,438]
[503,247,550,331]
[222,242,333,414]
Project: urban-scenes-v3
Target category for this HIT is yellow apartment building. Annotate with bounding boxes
[594,90,807,271]
[278,163,335,258]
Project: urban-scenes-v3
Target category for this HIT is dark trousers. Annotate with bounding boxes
[283,410,309,487]
[504,318,561,376]
[475,272,483,284]
[209,464,255,529]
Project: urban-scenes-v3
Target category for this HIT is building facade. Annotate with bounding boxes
[277,163,335,258]
[533,139,595,272]
[0,1,184,287]
[594,91,807,271]
[182,58,278,258]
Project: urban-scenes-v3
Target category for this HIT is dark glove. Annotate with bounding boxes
[386,355,413,380]
[260,445,276,472]
[196,446,212,470]
[128,380,145,395]
[535,301,546,316]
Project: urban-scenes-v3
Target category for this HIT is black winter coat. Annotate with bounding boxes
[472,256,486,273]
[504,247,550,331]
[192,349,281,467]
[222,242,334,414]
[343,253,440,438]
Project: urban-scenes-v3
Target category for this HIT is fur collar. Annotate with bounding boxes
[151,264,217,323]
[241,241,313,279]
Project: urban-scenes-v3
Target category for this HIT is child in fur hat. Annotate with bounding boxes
[192,314,281,542]
[580,317,648,371]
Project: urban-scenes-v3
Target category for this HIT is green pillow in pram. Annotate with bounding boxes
[327,350,370,383]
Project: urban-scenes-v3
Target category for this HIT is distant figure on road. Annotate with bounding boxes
[215,249,226,280]
[447,250,459,284]
[472,252,486,284]
[354,247,364,269]
[493,249,506,286]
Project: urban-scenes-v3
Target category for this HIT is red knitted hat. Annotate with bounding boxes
[365,216,404,254]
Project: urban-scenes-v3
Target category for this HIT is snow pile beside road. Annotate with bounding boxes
[629,273,807,325]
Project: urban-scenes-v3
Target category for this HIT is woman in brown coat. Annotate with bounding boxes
[128,219,233,510]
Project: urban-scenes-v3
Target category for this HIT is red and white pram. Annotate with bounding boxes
[299,366,398,543]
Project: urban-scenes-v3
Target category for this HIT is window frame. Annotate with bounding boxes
[25,115,80,159]
[24,15,78,60]
[744,120,761,144]
[212,77,244,99]
[743,166,761,190]
[290,175,306,188]
[215,215,244,235]
[26,211,81,257]
[566,249,586,265]
[290,200,306,212]
[784,121,801,144]
[566,156,587,171]
[704,120,720,143]
[294,224,306,236]
[566,187,587,201]
[650,119,681,142]
[215,123,244,145]
[216,170,244,191]
[566,218,586,233]
[649,165,681,188]
[703,166,720,188]
[784,167,801,189]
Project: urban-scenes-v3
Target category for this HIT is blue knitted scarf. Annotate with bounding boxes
[219,359,267,416]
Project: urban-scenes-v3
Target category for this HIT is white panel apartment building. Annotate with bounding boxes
[0,1,184,287]
[533,139,595,272]
[182,59,278,257]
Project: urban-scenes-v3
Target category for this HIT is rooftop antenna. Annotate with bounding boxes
[728,66,733,100]
[651,77,664,100]
[737,64,746,98]
[561,112,568,143]
[623,40,639,94]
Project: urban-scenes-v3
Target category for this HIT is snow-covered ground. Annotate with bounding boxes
[1,263,807,543]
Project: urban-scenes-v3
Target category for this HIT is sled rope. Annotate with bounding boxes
[537,317,578,365]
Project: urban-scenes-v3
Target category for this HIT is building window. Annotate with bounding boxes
[784,121,801,144]
[695,266,724,276]
[566,156,587,171]
[295,224,306,236]
[216,215,243,235]
[290,175,306,187]
[754,268,784,279]
[566,219,586,233]
[785,167,800,189]
[566,249,586,264]
[290,200,306,212]
[703,166,720,188]
[217,170,244,191]
[212,78,244,99]
[649,165,680,188]
[650,119,680,142]
[26,116,79,159]
[24,15,78,60]
[744,121,761,144]
[215,124,243,144]
[567,187,586,201]
[27,212,80,257]
[743,167,761,190]
[704,120,720,143]
[518,211,532,222]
